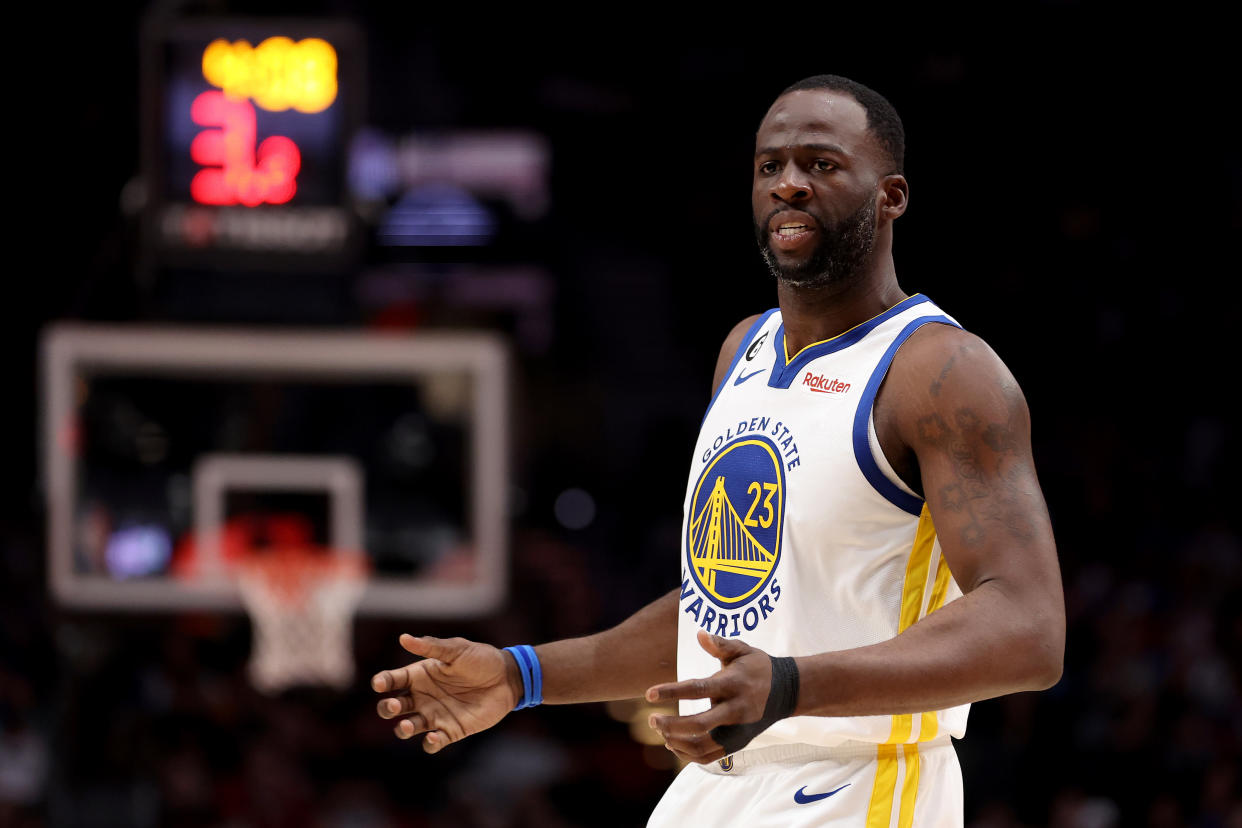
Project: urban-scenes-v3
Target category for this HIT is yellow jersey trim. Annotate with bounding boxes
[884,504,937,745]
[915,551,956,743]
[781,293,925,365]
[927,554,953,618]
[899,505,938,634]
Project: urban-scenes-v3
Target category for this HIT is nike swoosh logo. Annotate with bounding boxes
[794,783,850,804]
[734,369,766,386]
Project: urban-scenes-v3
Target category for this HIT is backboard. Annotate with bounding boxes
[41,324,508,617]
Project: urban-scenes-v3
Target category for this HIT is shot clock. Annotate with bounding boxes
[141,18,362,276]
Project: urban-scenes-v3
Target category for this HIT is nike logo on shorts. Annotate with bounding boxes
[794,783,850,804]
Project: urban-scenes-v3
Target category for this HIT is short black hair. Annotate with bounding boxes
[779,75,905,175]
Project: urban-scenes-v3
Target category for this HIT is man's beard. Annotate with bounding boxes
[755,195,878,290]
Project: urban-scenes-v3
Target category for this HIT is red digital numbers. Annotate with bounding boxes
[190,91,301,206]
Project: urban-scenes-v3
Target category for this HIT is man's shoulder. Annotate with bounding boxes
[886,320,1028,437]
[869,318,1033,498]
[711,313,769,395]
[896,320,1007,385]
[721,313,767,355]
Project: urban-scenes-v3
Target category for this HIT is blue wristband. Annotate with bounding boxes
[503,645,543,710]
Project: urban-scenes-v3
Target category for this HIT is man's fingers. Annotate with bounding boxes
[650,713,728,764]
[423,730,453,754]
[377,694,416,720]
[645,675,721,703]
[648,705,737,740]
[371,667,411,693]
[644,641,749,702]
[697,630,747,663]
[667,742,727,764]
[387,701,457,753]
[394,712,429,740]
[400,633,469,662]
[373,635,471,692]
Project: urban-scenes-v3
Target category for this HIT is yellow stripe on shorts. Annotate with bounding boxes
[866,744,899,828]
[867,743,923,828]
[899,744,921,828]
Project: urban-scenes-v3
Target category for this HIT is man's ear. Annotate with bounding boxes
[878,174,909,222]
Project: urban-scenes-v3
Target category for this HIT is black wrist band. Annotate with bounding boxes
[709,655,800,755]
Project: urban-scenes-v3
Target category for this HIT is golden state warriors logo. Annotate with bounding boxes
[686,436,785,608]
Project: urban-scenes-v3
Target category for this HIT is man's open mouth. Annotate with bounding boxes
[767,212,817,250]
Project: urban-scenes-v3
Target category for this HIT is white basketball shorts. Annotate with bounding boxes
[647,739,963,828]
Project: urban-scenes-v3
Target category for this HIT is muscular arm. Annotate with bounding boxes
[533,588,679,702]
[793,324,1064,715]
[373,586,680,752]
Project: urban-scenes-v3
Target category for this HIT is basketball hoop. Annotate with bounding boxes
[233,546,368,694]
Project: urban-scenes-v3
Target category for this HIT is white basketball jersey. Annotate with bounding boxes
[677,293,970,751]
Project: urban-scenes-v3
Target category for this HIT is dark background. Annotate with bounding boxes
[3,4,1239,827]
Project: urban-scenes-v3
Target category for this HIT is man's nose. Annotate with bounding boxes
[772,170,812,203]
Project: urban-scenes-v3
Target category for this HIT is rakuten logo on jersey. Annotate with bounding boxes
[803,372,851,395]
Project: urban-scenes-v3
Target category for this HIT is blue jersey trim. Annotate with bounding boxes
[701,308,779,425]
[852,314,962,516]
[768,294,931,389]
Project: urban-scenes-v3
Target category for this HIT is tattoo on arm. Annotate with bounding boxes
[929,353,956,397]
[916,354,1037,550]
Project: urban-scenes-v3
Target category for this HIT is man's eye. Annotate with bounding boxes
[813,159,836,172]
[758,161,780,175]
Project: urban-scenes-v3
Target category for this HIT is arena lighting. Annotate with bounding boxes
[378,184,496,246]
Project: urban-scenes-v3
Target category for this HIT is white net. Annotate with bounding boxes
[234,550,367,694]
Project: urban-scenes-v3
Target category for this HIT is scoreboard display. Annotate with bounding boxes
[142,18,362,273]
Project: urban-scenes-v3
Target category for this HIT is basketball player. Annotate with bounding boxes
[371,75,1064,826]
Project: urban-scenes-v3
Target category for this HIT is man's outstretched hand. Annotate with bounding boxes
[371,634,521,754]
[644,631,789,764]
